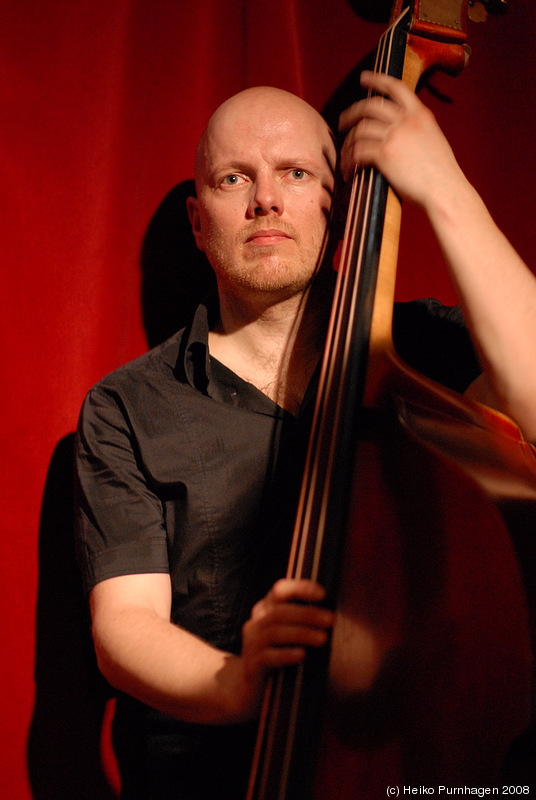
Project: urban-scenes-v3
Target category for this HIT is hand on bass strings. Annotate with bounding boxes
[238,578,335,712]
[339,71,466,210]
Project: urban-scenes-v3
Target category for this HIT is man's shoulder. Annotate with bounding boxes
[86,328,190,406]
[90,298,213,399]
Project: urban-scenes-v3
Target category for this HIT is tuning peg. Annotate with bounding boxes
[468,0,507,22]
[482,0,508,14]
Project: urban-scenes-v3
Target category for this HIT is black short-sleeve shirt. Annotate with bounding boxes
[74,296,480,799]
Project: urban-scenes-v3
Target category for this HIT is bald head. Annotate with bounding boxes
[187,85,337,301]
[194,86,336,190]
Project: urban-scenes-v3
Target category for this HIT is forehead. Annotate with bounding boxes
[199,92,335,177]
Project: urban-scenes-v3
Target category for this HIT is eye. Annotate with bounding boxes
[289,169,307,180]
[220,174,246,187]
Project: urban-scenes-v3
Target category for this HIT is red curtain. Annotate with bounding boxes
[2,1,535,797]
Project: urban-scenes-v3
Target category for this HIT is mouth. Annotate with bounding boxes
[245,229,293,246]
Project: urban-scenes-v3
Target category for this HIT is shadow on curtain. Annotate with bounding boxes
[27,435,117,799]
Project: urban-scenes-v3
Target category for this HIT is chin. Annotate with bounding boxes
[239,255,317,292]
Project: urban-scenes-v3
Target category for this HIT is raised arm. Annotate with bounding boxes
[339,71,536,442]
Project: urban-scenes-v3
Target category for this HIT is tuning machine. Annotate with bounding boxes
[468,0,507,23]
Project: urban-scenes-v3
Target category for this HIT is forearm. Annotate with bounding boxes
[91,591,256,725]
[425,178,536,441]
[90,573,333,729]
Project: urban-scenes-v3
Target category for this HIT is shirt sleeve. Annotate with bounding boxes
[74,384,170,594]
[392,298,482,394]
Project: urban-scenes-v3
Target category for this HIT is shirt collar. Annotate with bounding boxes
[174,294,316,420]
[175,295,216,394]
[174,294,278,413]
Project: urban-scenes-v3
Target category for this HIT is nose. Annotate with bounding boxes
[247,173,284,218]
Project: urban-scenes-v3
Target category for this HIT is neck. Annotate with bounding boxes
[209,272,334,413]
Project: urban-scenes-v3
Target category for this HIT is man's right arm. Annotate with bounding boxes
[90,572,333,726]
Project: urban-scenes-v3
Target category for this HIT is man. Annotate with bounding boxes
[75,74,536,798]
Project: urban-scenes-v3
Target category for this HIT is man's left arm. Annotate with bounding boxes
[340,71,536,442]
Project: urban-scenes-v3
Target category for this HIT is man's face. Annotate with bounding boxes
[188,88,336,301]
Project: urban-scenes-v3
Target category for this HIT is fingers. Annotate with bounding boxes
[262,577,328,606]
[339,72,408,181]
[337,70,453,202]
[360,70,418,105]
[242,579,334,672]
[339,71,415,133]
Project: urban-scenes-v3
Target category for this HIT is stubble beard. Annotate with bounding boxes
[205,224,327,297]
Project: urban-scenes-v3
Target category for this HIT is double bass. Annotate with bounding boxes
[247,1,536,797]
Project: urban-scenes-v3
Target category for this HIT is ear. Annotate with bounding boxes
[186,196,205,252]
